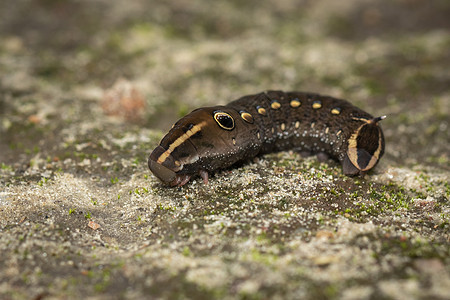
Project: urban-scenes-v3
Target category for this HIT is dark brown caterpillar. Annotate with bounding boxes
[148,91,385,187]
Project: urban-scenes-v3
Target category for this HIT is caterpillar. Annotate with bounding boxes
[148,90,385,187]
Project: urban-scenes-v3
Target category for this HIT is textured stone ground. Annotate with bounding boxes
[0,0,449,299]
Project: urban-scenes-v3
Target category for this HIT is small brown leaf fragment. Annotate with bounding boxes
[101,78,146,121]
[88,220,100,230]
[28,114,41,124]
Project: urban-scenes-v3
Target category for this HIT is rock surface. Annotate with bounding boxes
[0,0,449,299]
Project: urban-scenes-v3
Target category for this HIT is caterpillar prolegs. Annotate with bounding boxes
[149,91,385,187]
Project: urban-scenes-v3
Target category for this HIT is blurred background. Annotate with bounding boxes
[0,0,449,169]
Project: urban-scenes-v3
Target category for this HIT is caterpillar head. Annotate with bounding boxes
[148,106,259,186]
[343,116,386,176]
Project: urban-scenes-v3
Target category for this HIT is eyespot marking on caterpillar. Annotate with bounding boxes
[331,108,341,115]
[290,99,301,108]
[312,101,322,109]
[271,101,281,109]
[257,106,267,115]
[240,111,254,123]
[213,111,234,130]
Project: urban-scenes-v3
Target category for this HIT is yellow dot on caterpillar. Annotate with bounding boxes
[174,160,181,167]
[312,101,322,109]
[240,112,254,123]
[257,132,261,139]
[281,123,286,131]
[232,138,236,145]
[271,127,275,134]
[295,121,300,129]
[325,127,329,134]
[331,108,341,115]
[337,130,342,136]
[271,101,281,109]
[290,99,301,108]
[257,107,267,115]
[311,122,315,129]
